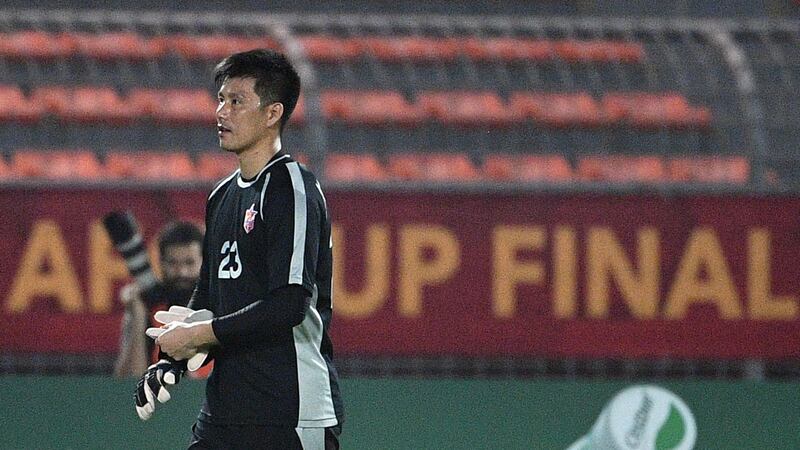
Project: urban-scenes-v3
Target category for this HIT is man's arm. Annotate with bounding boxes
[113,283,149,377]
[211,284,310,344]
[156,284,309,358]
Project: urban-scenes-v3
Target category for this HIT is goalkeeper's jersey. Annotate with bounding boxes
[190,151,343,427]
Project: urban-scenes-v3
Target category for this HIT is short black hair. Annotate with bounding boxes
[158,221,203,258]
[213,48,301,133]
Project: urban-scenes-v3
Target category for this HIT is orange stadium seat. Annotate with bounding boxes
[60,87,138,124]
[105,151,196,180]
[601,93,711,129]
[322,91,421,126]
[511,92,605,127]
[685,106,712,129]
[324,153,387,182]
[71,32,168,60]
[483,154,573,182]
[11,149,104,180]
[30,86,72,115]
[129,88,216,124]
[0,85,44,123]
[169,34,281,60]
[359,36,461,62]
[196,152,239,181]
[0,31,75,59]
[577,155,666,183]
[417,91,519,127]
[387,153,480,181]
[668,156,749,184]
[298,35,362,62]
[462,38,554,62]
[554,40,644,63]
[627,94,694,128]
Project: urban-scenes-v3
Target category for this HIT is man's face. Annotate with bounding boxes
[160,242,202,291]
[216,77,280,154]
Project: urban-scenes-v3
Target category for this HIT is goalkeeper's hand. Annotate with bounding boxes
[146,306,213,371]
[134,358,185,421]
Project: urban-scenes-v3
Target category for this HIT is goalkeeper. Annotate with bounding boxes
[135,49,344,450]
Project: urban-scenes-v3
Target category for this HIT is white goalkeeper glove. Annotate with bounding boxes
[134,359,184,421]
[146,305,213,371]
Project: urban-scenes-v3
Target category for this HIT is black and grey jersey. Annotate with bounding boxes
[190,151,343,427]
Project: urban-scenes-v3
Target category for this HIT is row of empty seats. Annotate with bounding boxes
[0,31,644,63]
[0,85,295,125]
[327,153,749,183]
[0,149,749,184]
[0,85,710,129]
[324,90,710,128]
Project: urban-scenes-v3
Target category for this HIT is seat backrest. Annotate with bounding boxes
[325,153,387,182]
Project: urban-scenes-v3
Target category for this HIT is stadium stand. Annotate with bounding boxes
[0,12,772,187]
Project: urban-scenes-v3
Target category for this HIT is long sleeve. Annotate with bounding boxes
[210,284,310,346]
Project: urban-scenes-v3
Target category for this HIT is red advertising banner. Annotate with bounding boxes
[1,187,800,359]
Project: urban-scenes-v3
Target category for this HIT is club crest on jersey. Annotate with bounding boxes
[243,203,257,233]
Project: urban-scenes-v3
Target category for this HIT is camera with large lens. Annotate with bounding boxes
[103,211,192,306]
[103,211,158,295]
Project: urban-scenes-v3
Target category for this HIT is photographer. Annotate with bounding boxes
[112,221,203,378]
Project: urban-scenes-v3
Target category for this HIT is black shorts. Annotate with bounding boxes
[188,420,341,450]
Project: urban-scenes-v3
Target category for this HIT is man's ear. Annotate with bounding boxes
[265,102,284,128]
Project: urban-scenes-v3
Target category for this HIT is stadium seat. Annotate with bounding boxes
[483,154,573,182]
[0,85,44,123]
[322,91,422,126]
[128,89,216,124]
[417,91,519,127]
[11,149,104,180]
[577,155,666,183]
[0,31,75,59]
[59,87,137,124]
[554,40,644,63]
[387,153,480,181]
[298,35,362,62]
[324,153,387,182]
[105,151,196,180]
[462,38,554,62]
[359,36,461,62]
[196,152,239,181]
[667,156,749,184]
[169,34,280,60]
[511,92,605,127]
[601,93,711,129]
[71,32,168,60]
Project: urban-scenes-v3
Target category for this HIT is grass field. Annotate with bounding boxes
[1,376,798,449]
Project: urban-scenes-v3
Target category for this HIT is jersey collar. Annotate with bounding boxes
[237,151,291,188]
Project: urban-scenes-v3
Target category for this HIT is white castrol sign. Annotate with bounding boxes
[566,385,697,450]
